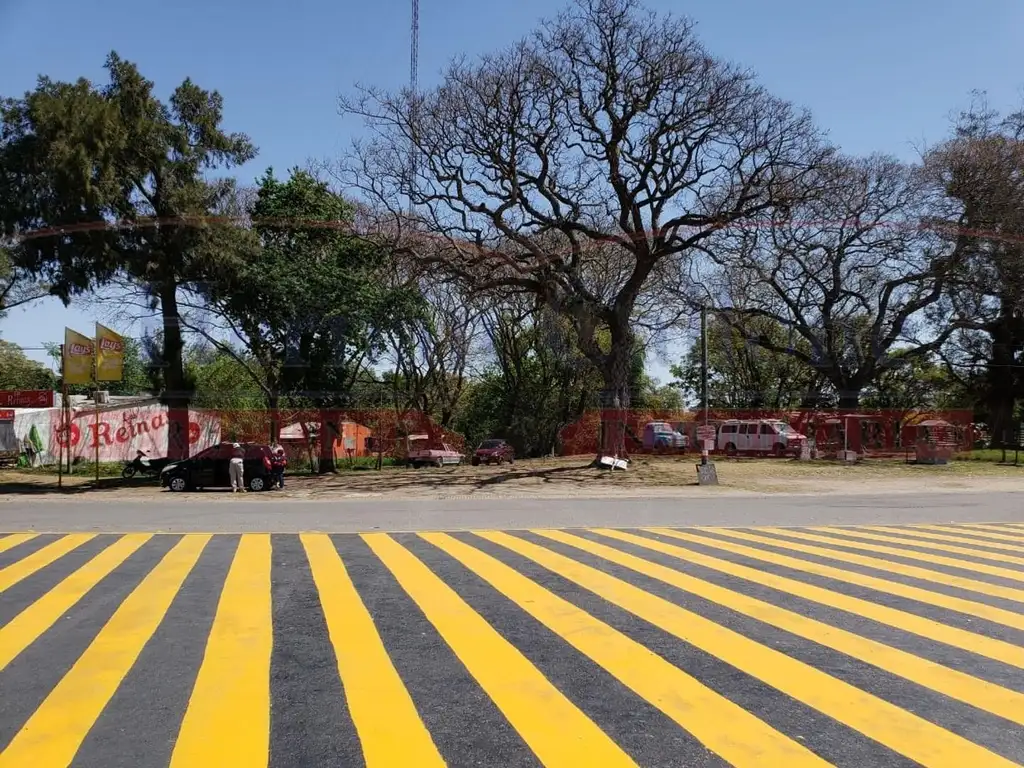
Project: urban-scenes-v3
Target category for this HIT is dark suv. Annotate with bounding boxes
[161,442,276,492]
[471,438,515,466]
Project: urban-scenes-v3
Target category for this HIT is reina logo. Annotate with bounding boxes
[99,337,123,352]
[68,342,93,356]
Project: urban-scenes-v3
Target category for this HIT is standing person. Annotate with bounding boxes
[270,441,287,489]
[229,442,246,493]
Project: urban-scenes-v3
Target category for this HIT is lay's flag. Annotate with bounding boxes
[63,328,94,386]
[95,323,125,382]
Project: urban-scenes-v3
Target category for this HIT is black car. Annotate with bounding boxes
[161,442,276,492]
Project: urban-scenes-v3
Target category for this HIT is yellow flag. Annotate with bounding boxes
[63,328,94,386]
[96,323,125,382]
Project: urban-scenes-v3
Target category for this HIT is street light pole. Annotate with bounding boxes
[701,304,709,426]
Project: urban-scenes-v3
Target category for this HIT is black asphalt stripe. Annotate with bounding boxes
[793,528,1024,572]
[0,534,178,753]
[269,534,363,768]
[0,533,63,569]
[72,535,235,768]
[516,531,1024,764]
[742,528,1024,586]
[655,528,1024,614]
[0,534,122,627]
[573,529,1024,690]
[339,533,540,768]
[406,532,724,768]
[466,530,915,768]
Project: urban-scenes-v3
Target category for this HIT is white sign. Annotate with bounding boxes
[703,439,715,452]
[696,425,716,442]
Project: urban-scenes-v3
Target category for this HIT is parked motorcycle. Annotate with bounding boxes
[122,450,172,479]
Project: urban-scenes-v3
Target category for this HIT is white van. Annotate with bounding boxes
[716,419,806,457]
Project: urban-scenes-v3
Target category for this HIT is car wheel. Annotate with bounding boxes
[773,442,786,457]
[435,458,444,468]
[168,475,188,492]
[725,442,737,456]
[249,476,266,492]
[496,457,504,465]
[121,465,137,479]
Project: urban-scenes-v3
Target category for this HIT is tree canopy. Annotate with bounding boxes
[1,52,255,455]
[339,0,830,454]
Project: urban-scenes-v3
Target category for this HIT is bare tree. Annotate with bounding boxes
[336,0,829,454]
[384,276,486,428]
[704,154,958,409]
[923,96,1024,445]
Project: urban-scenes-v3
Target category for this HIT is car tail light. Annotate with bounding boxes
[263,455,272,470]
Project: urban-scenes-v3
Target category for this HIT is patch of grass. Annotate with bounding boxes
[954,448,1023,464]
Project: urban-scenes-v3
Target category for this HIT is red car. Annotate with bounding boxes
[471,438,515,466]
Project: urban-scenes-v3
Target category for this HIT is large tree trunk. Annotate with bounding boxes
[317,409,339,474]
[596,323,634,461]
[267,393,280,443]
[837,388,862,410]
[985,317,1019,448]
[159,280,191,460]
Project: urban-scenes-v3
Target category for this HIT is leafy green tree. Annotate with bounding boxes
[671,316,824,409]
[924,98,1024,445]
[0,249,47,318]
[0,340,55,390]
[455,304,600,456]
[860,354,967,412]
[1,52,255,456]
[190,169,416,464]
[189,346,265,410]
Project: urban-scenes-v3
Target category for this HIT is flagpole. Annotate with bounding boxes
[93,366,99,486]
[93,328,101,487]
[58,344,65,489]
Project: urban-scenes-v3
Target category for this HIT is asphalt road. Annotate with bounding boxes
[0,490,1022,532]
[1,522,1023,766]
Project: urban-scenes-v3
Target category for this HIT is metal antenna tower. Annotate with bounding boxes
[410,0,419,96]
[407,0,419,216]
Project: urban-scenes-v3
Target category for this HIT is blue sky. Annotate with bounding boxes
[2,0,1023,380]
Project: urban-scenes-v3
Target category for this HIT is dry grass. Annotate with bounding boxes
[2,455,1022,500]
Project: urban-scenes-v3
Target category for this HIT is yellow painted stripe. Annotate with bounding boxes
[707,528,1024,605]
[426,531,824,768]
[363,533,638,768]
[949,525,1024,541]
[632,529,1024,668]
[170,534,272,768]
[777,528,1024,583]
[0,535,208,768]
[477,531,1012,767]
[0,534,95,593]
[897,526,1024,552]
[538,529,1024,726]
[0,534,152,671]
[301,534,444,767]
[811,527,1024,567]
[0,533,37,554]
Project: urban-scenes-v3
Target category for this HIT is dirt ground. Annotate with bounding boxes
[2,455,1023,501]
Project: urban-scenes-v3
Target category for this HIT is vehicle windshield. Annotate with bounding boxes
[480,440,502,448]
[774,424,794,433]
